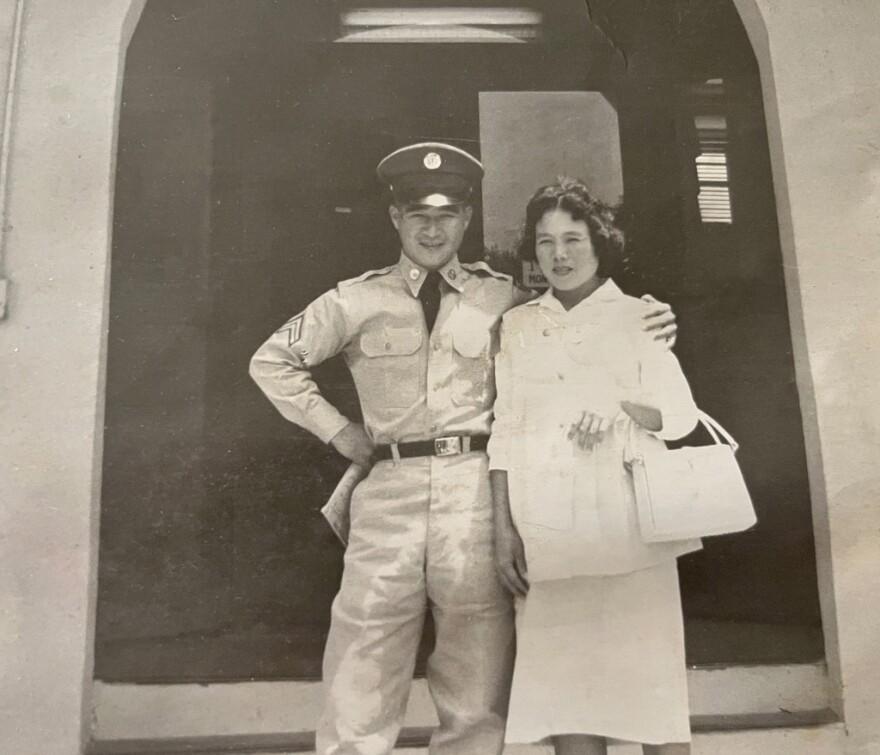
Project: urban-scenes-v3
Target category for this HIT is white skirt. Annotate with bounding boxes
[505,561,691,746]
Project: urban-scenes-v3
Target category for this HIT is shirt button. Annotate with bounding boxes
[543,329,551,337]
[433,342,442,351]
[447,269,457,280]
[384,342,391,351]
[409,269,421,281]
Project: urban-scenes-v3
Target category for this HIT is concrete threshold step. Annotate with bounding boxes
[90,719,846,755]
[278,723,848,753]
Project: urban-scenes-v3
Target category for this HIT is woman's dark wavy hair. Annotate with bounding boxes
[517,178,625,280]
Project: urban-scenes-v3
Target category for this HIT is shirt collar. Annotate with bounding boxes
[398,252,468,296]
[527,278,624,312]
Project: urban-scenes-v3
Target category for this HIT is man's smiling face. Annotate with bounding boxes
[390,202,473,271]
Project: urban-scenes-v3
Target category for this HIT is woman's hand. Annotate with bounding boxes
[490,470,529,597]
[568,409,617,450]
[640,294,677,347]
[620,401,663,433]
[494,518,529,597]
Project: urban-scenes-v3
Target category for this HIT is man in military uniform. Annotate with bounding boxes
[249,143,677,755]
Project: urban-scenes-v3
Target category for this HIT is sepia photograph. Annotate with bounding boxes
[0,1,878,754]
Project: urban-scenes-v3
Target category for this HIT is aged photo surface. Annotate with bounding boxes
[3,1,879,754]
[100,0,817,744]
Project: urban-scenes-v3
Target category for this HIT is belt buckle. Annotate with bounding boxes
[434,436,462,457]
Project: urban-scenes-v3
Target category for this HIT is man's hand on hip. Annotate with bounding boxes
[330,422,375,468]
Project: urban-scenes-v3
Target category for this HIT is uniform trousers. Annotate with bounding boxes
[316,452,515,755]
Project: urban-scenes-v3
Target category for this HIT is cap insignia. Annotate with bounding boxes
[423,152,442,170]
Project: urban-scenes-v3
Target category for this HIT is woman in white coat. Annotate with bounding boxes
[488,179,700,755]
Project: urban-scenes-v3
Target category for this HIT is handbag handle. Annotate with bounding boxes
[624,409,740,462]
[697,410,740,454]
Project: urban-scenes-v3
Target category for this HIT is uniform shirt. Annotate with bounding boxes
[488,279,702,579]
[250,253,532,445]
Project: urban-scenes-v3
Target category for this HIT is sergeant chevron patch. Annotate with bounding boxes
[277,313,304,346]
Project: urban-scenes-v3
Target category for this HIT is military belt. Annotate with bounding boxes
[375,434,489,461]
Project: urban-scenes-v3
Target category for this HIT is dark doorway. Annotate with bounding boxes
[97,0,822,682]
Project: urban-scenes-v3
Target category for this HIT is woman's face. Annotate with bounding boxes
[534,209,600,293]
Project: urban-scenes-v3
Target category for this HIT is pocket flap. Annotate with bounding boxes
[360,326,423,357]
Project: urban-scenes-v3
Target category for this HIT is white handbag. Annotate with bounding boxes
[627,411,757,542]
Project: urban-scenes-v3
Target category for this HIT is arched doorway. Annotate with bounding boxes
[92,0,831,747]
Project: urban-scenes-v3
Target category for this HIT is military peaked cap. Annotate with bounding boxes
[377,142,484,207]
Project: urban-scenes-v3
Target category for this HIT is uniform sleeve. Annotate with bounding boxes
[249,287,355,444]
[636,332,699,441]
[487,318,518,471]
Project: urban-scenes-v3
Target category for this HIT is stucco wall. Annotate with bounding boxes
[732,1,880,752]
[0,1,878,754]
[0,2,144,753]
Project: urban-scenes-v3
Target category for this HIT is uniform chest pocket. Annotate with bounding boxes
[358,326,423,409]
[360,327,422,358]
[450,326,492,406]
